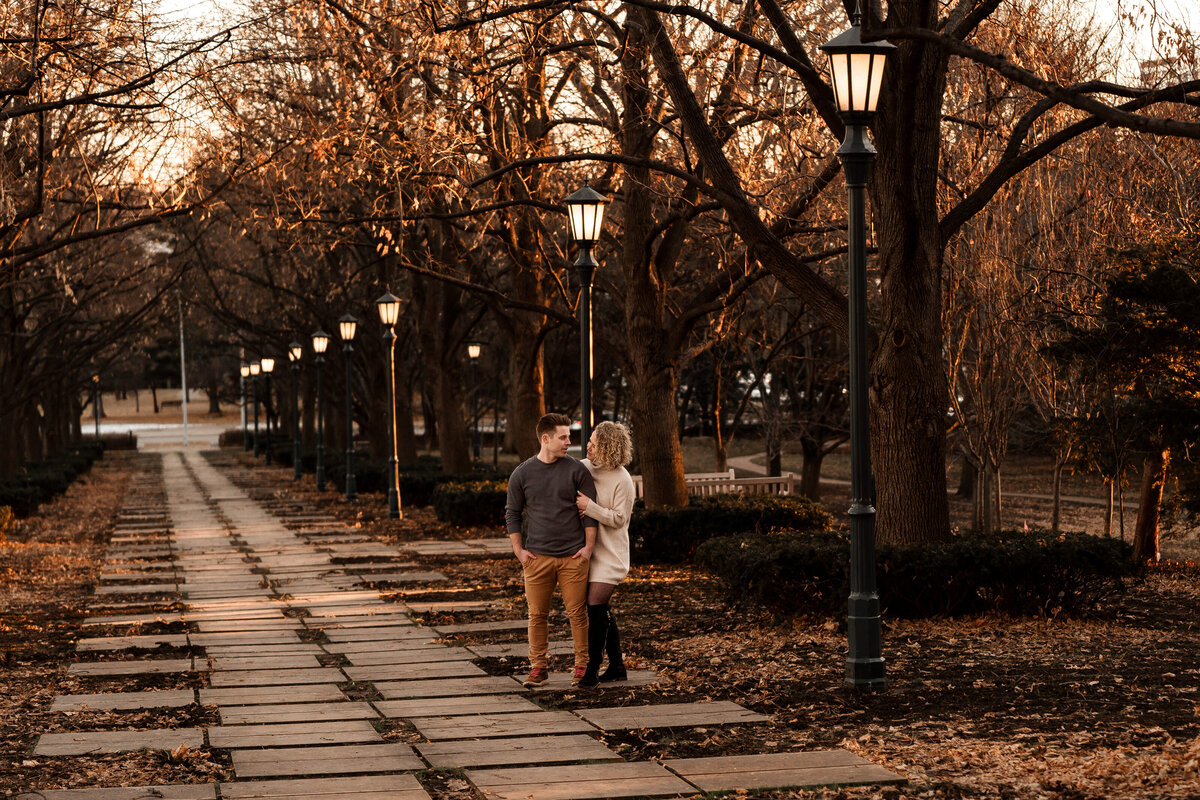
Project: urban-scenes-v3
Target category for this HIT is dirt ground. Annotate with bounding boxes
[2,449,1198,798]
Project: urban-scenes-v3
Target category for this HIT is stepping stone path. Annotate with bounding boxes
[21,449,904,799]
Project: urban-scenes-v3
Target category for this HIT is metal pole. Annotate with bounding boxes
[492,375,500,469]
[575,248,597,451]
[385,328,400,518]
[344,342,356,501]
[241,373,249,451]
[839,123,885,690]
[178,294,189,448]
[315,356,326,491]
[292,362,301,480]
[252,375,260,458]
[93,380,100,436]
[471,356,481,460]
[264,373,273,466]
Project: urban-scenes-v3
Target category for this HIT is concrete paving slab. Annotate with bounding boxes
[208,667,345,687]
[208,655,324,670]
[52,690,196,712]
[663,751,906,791]
[465,761,693,800]
[469,641,571,658]
[232,743,423,777]
[342,661,485,681]
[375,695,541,719]
[76,635,189,651]
[220,702,379,725]
[68,659,193,676]
[208,720,384,748]
[578,700,767,730]
[412,711,594,741]
[34,728,204,756]
[14,786,215,800]
[199,685,346,706]
[375,677,523,699]
[342,647,474,666]
[514,669,662,693]
[219,774,428,799]
[417,734,620,769]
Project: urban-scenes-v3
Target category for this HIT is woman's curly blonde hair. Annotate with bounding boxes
[590,421,633,470]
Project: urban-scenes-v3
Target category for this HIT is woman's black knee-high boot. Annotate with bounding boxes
[579,604,607,687]
[599,607,627,682]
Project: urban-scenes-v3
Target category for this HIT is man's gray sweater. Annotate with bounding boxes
[505,456,598,557]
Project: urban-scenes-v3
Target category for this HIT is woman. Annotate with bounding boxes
[575,421,635,687]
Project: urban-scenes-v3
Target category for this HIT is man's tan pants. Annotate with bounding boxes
[522,554,589,670]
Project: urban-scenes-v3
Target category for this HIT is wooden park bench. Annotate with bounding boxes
[631,470,796,499]
[160,399,182,409]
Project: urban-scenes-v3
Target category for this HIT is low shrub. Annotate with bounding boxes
[630,494,833,563]
[0,443,107,518]
[696,529,1141,618]
[431,480,509,527]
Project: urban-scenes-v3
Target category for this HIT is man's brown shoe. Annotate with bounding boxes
[522,668,549,687]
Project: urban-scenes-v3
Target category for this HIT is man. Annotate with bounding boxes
[506,413,598,687]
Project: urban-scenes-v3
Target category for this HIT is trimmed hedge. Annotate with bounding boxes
[630,494,833,563]
[696,529,1141,618]
[0,442,106,518]
[425,482,834,554]
[431,480,509,527]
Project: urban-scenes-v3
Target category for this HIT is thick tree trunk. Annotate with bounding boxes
[506,325,545,461]
[1133,449,1167,562]
[799,438,823,501]
[957,454,977,497]
[393,351,418,468]
[869,34,953,545]
[207,381,221,414]
[302,370,315,446]
[629,367,687,507]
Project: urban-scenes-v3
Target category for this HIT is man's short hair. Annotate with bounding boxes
[536,413,573,440]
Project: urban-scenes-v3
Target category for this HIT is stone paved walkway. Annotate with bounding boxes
[18,450,904,799]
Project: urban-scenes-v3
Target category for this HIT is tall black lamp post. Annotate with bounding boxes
[312,331,331,490]
[339,313,358,502]
[376,293,402,519]
[239,363,251,451]
[820,8,894,690]
[261,357,276,465]
[249,360,261,457]
[288,343,303,480]
[562,183,609,450]
[92,375,101,436]
[467,343,481,460]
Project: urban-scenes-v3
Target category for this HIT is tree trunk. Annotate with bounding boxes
[799,438,823,501]
[302,370,315,445]
[1050,453,1067,533]
[1132,449,1167,562]
[957,453,977,498]
[436,364,471,474]
[151,384,159,413]
[394,350,418,468]
[207,381,221,414]
[629,366,688,507]
[506,327,545,461]
[1103,478,1113,537]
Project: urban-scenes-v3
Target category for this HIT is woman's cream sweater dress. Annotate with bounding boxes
[581,459,635,584]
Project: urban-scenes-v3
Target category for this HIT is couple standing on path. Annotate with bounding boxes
[505,413,635,689]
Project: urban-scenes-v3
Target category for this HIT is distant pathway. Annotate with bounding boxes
[20,450,902,799]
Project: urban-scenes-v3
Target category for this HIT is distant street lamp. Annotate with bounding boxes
[288,342,303,481]
[376,293,402,519]
[312,330,330,490]
[92,375,101,437]
[339,313,358,502]
[239,363,251,451]
[249,360,261,457]
[467,343,482,460]
[820,8,894,690]
[562,182,609,449]
[261,357,276,466]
